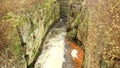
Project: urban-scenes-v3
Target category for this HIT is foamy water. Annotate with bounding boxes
[35,19,66,68]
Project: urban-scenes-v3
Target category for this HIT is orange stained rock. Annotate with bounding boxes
[65,40,84,68]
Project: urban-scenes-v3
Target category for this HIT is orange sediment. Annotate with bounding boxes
[65,40,84,68]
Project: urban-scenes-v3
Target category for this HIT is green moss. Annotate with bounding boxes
[71,13,80,28]
[10,28,24,60]
[67,28,77,41]
[12,44,23,60]
[4,12,27,28]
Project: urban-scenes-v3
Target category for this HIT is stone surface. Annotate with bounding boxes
[59,0,69,17]
[0,0,60,68]
[64,41,84,68]
[67,0,120,68]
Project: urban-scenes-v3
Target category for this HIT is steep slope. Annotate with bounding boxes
[0,0,60,67]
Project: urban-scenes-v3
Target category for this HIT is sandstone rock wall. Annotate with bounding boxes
[67,0,120,68]
[0,0,60,68]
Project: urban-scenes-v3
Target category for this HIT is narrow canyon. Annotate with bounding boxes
[0,0,120,68]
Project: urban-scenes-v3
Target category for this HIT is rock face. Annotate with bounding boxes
[67,0,120,68]
[59,0,69,17]
[0,0,60,68]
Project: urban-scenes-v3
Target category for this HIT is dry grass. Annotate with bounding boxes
[0,0,41,49]
[0,0,44,15]
[0,21,12,49]
[0,0,45,67]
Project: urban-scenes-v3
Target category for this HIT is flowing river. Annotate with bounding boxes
[35,19,66,68]
[35,19,83,68]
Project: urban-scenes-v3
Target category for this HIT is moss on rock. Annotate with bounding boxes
[0,0,60,67]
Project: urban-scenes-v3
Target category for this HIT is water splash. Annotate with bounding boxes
[35,19,66,68]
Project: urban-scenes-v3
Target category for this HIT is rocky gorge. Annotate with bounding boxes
[0,0,120,68]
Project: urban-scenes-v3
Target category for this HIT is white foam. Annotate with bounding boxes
[35,21,66,68]
[71,49,78,58]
